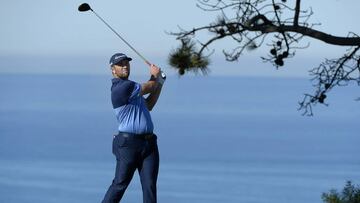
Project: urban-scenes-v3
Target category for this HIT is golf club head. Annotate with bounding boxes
[78,3,92,12]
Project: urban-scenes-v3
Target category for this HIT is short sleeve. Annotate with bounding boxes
[111,79,139,108]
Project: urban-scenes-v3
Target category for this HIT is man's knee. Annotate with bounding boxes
[111,177,131,189]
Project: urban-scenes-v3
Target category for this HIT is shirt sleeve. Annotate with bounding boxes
[128,82,141,101]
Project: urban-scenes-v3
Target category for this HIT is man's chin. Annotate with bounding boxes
[119,74,129,79]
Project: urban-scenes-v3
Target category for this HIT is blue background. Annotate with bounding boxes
[0,74,359,202]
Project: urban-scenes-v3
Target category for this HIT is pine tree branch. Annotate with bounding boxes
[247,22,360,46]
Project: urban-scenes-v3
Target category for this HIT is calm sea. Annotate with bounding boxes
[0,73,359,203]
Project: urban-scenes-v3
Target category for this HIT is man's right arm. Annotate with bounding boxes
[140,64,161,96]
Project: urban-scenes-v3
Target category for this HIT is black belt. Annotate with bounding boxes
[117,132,154,140]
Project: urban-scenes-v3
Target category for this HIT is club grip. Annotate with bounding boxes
[148,62,166,79]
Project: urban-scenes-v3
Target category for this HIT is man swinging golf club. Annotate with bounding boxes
[102,53,165,203]
[77,4,165,202]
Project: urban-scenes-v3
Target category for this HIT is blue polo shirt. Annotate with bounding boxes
[111,78,154,134]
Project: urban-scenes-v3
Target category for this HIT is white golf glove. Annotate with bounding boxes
[157,71,166,85]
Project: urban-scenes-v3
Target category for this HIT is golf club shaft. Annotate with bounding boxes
[91,10,151,66]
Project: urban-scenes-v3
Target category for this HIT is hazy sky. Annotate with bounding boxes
[1,0,360,76]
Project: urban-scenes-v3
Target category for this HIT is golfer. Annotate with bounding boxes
[102,53,165,203]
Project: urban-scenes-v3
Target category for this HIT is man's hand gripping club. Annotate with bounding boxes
[141,64,166,111]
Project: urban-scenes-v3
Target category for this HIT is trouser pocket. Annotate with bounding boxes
[112,135,127,155]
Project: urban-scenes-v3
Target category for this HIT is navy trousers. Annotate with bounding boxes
[102,133,159,203]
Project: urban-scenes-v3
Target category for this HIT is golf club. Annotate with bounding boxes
[78,3,166,78]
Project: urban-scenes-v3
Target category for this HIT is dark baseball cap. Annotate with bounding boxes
[109,53,132,66]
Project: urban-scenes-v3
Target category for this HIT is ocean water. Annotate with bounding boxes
[0,73,359,203]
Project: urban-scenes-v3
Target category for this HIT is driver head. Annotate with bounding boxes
[78,3,92,12]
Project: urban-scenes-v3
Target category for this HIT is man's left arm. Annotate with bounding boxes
[145,74,164,111]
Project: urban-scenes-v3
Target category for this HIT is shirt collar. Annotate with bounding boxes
[112,77,128,84]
